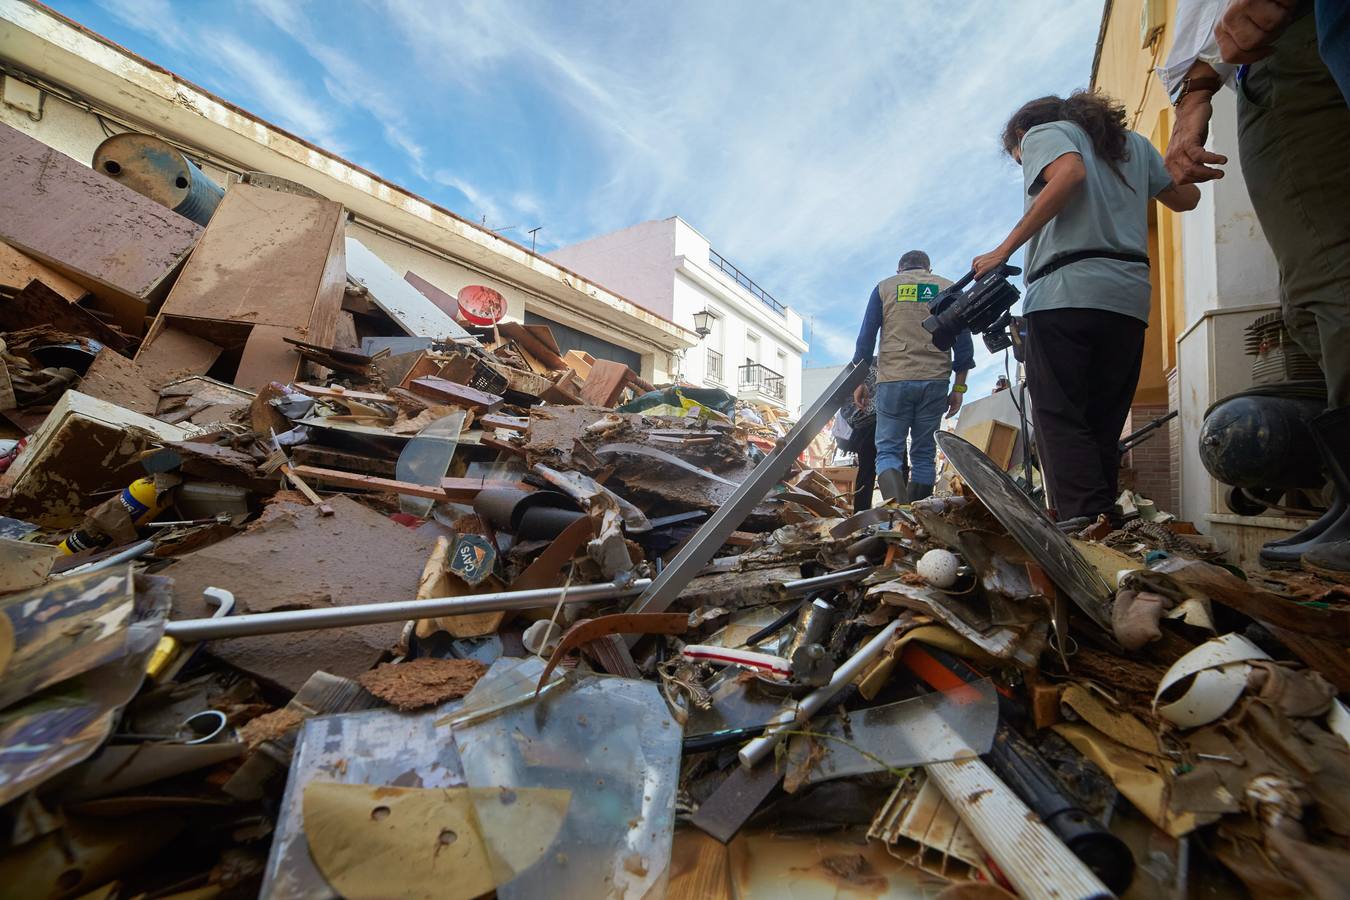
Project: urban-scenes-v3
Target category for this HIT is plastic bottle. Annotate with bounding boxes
[59,477,170,554]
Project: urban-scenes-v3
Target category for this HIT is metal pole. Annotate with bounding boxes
[628,360,867,616]
[164,566,876,643]
[739,618,904,768]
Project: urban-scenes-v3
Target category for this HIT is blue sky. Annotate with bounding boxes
[58,0,1103,394]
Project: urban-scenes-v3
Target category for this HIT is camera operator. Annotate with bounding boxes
[853,250,973,504]
[972,91,1199,530]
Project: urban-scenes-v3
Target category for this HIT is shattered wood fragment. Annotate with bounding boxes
[408,375,503,413]
[133,326,224,385]
[0,279,131,353]
[76,348,160,415]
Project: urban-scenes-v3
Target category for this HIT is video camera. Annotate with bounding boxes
[922,264,1023,355]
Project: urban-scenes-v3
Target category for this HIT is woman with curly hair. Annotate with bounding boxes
[972,90,1200,529]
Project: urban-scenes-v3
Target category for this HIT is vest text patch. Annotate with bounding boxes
[896,283,940,303]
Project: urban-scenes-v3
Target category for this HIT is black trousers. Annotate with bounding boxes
[852,419,877,512]
[1025,308,1145,521]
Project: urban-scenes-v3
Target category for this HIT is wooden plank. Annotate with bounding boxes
[137,183,346,387]
[133,325,224,385]
[580,359,632,407]
[290,465,529,501]
[0,122,201,333]
[280,463,335,516]
[403,270,459,318]
[77,348,160,414]
[290,445,398,477]
[0,239,85,302]
[408,376,504,414]
[479,414,529,432]
[667,829,732,900]
[292,383,395,403]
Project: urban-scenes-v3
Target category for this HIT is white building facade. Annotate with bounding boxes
[549,217,808,414]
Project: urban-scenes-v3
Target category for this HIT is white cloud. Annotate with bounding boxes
[205,35,346,150]
[365,0,1100,376]
[92,0,1104,390]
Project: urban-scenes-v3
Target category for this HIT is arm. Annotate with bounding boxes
[1156,181,1202,211]
[947,330,974,418]
[852,286,882,406]
[1163,61,1229,185]
[972,152,1086,277]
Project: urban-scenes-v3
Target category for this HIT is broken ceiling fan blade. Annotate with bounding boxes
[935,432,1114,634]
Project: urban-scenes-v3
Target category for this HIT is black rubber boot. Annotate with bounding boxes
[878,468,907,504]
[1303,542,1350,584]
[908,482,934,502]
[1261,406,1350,568]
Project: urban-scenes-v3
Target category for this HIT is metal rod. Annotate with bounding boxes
[739,618,904,768]
[164,566,875,642]
[53,540,156,579]
[628,360,866,617]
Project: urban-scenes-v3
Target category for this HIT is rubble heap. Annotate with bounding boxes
[1,122,1348,899]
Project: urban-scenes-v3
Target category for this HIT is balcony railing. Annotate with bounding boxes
[706,349,724,383]
[738,363,786,402]
[708,248,786,317]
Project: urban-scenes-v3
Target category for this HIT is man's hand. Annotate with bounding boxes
[946,390,963,419]
[853,382,869,409]
[1217,0,1296,63]
[972,248,1010,278]
[1165,96,1227,184]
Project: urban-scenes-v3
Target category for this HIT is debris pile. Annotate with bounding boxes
[1,122,1348,899]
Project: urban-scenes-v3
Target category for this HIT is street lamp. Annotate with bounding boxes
[692,308,713,339]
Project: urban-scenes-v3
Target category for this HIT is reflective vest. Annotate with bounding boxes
[876,268,956,383]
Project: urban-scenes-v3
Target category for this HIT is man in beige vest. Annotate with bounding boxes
[853,250,973,502]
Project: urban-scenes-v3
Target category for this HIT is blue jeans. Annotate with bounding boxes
[1319,0,1350,106]
[874,379,948,485]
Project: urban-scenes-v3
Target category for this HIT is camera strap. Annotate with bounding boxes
[1027,249,1149,284]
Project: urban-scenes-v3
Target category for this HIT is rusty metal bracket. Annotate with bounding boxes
[627,361,867,617]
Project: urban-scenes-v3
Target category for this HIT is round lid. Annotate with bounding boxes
[92,133,194,208]
[456,285,506,326]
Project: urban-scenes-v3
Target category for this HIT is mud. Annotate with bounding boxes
[358,658,488,710]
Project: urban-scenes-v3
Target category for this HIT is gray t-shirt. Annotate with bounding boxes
[1019,121,1172,323]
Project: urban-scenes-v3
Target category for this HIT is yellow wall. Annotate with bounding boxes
[1092,0,1184,406]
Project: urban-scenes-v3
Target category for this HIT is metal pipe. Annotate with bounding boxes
[53,540,156,579]
[164,565,876,643]
[739,618,904,768]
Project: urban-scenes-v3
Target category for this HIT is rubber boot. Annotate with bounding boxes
[909,482,934,502]
[1261,406,1350,569]
[878,468,907,504]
